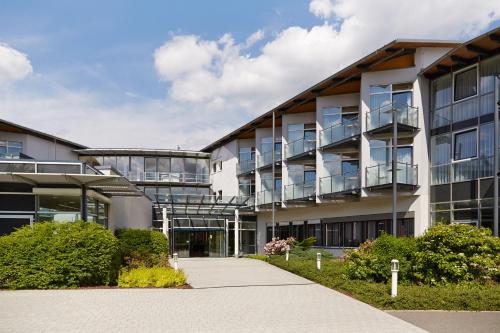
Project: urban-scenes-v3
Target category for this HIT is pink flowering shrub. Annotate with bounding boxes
[264,237,295,255]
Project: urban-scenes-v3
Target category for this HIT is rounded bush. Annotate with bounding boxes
[413,224,500,284]
[0,222,120,289]
[115,229,169,268]
[345,234,417,283]
[118,267,186,288]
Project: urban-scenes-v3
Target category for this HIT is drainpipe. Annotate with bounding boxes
[494,76,499,237]
[392,107,398,237]
[272,110,276,239]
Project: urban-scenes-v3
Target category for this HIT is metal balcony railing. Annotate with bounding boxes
[256,189,282,206]
[285,138,316,159]
[284,181,316,201]
[319,171,360,195]
[366,162,418,187]
[236,159,255,175]
[125,171,210,184]
[320,117,360,148]
[366,103,418,132]
[0,159,87,174]
[257,150,282,168]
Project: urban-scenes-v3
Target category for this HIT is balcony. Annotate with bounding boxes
[320,117,360,149]
[125,171,210,184]
[365,103,418,135]
[257,150,282,169]
[285,138,316,160]
[319,172,360,198]
[284,181,316,201]
[236,159,255,176]
[365,162,418,190]
[256,189,282,206]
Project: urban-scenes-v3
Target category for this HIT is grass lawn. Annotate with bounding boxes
[266,255,500,311]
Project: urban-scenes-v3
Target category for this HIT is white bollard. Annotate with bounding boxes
[391,259,399,297]
[316,252,321,270]
[285,248,289,262]
[173,253,179,271]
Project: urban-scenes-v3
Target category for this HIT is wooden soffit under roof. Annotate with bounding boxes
[202,39,460,152]
[422,27,500,79]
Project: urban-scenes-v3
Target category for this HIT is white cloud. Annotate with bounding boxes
[309,0,335,19]
[154,0,500,123]
[0,43,32,84]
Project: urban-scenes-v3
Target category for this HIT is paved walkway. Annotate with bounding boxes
[0,258,426,332]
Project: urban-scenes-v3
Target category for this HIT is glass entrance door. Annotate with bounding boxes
[173,230,225,257]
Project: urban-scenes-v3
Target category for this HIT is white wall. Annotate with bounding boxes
[210,140,240,196]
[108,195,153,231]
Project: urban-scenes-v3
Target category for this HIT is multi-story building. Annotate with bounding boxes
[1,27,499,257]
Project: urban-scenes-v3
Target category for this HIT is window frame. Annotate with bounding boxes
[452,127,479,162]
[452,64,479,103]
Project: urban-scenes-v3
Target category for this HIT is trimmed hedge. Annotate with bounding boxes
[0,222,120,289]
[115,229,169,268]
[118,267,186,288]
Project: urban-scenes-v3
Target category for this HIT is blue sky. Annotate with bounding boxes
[0,0,499,149]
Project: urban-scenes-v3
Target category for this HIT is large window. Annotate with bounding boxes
[239,147,255,161]
[454,67,477,101]
[454,129,477,161]
[0,141,23,159]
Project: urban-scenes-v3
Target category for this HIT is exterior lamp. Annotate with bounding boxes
[391,259,399,297]
[173,253,179,271]
[316,252,321,270]
[285,248,290,262]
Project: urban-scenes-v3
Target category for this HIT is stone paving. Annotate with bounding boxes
[0,258,426,333]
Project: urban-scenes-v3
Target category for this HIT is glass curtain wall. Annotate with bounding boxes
[430,55,500,229]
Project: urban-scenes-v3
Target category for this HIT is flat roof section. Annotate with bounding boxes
[76,148,210,158]
[201,39,460,152]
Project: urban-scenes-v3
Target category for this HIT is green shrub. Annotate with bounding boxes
[413,224,500,284]
[293,237,317,250]
[115,229,169,268]
[118,267,187,288]
[345,234,416,283]
[0,222,120,289]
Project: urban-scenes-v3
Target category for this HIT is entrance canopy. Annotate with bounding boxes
[154,194,253,217]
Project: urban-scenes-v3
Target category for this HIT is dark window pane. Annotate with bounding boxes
[454,67,477,101]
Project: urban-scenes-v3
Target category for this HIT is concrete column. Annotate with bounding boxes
[162,207,169,240]
[81,185,87,222]
[234,209,239,258]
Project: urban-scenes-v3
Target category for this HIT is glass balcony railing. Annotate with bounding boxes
[125,171,209,184]
[431,157,494,185]
[284,181,316,201]
[256,189,282,206]
[320,117,360,147]
[0,159,86,174]
[285,138,316,159]
[366,162,418,187]
[236,159,255,175]
[257,150,282,168]
[366,103,418,132]
[319,172,360,196]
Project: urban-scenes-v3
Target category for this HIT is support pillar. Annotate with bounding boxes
[81,185,88,222]
[234,209,240,258]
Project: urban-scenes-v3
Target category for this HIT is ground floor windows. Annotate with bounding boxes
[266,218,414,247]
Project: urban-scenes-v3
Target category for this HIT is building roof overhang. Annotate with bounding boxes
[422,27,500,79]
[0,118,87,150]
[201,39,460,152]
